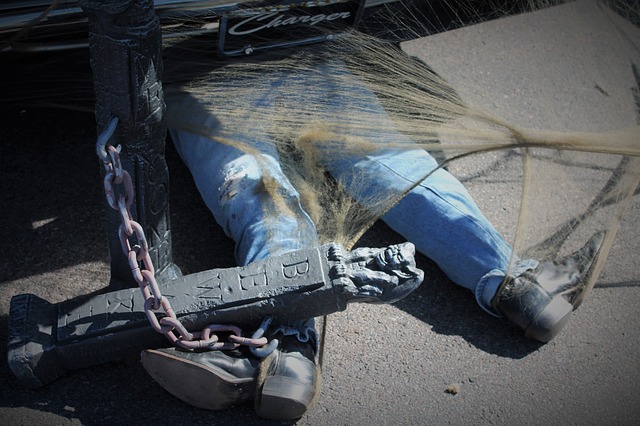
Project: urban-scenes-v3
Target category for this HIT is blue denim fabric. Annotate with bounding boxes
[325,147,516,316]
[168,59,532,316]
[170,111,321,341]
[171,128,319,266]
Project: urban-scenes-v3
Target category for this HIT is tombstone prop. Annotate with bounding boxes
[8,242,424,388]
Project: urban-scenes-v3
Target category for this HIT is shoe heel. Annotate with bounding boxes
[525,296,573,342]
[256,375,316,420]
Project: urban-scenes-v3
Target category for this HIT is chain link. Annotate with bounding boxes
[97,121,274,353]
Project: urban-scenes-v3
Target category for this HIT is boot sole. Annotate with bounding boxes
[141,349,255,410]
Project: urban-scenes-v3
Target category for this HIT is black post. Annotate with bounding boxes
[78,0,180,288]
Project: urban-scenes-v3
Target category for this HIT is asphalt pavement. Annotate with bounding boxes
[1,0,639,425]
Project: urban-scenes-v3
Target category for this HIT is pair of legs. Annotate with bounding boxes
[169,58,517,314]
[143,57,603,419]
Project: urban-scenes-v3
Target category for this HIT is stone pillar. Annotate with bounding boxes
[79,0,180,288]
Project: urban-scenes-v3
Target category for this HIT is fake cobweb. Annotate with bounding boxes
[161,0,640,297]
[3,0,638,295]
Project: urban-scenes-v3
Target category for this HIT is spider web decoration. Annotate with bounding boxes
[163,0,640,295]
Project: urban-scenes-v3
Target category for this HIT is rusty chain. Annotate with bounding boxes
[97,116,275,353]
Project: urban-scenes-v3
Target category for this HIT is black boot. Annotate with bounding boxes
[255,320,321,420]
[141,347,260,410]
[492,231,605,342]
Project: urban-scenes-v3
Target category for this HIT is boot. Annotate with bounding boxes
[255,320,322,420]
[141,347,260,410]
[141,318,322,419]
[492,231,605,342]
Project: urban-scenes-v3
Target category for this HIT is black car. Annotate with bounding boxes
[0,0,405,56]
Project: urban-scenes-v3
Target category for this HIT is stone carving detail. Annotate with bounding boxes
[329,242,424,303]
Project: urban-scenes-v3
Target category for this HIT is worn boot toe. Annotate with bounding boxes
[492,231,605,342]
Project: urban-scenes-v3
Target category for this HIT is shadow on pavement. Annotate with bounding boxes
[356,221,542,360]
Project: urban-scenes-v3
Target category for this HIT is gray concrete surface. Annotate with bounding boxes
[1,0,639,424]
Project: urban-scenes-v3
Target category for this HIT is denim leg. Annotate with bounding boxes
[380,153,515,315]
[325,147,514,314]
[168,58,521,315]
[170,128,319,266]
[305,61,517,314]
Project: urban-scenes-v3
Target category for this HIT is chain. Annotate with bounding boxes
[97,117,275,353]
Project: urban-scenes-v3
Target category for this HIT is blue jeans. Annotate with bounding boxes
[168,59,533,316]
